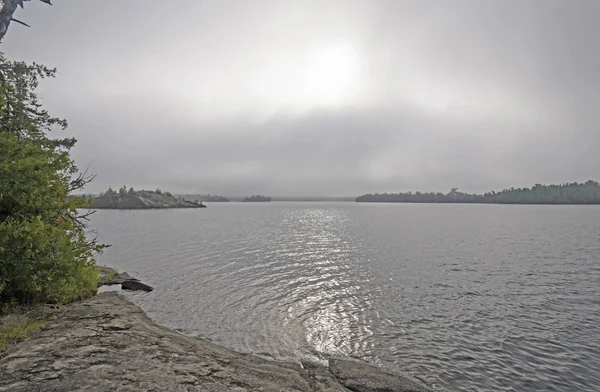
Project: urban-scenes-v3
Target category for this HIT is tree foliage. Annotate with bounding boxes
[0,54,102,305]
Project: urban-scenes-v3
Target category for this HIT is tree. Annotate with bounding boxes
[0,0,53,43]
[0,54,103,305]
[128,187,134,194]
[119,185,127,195]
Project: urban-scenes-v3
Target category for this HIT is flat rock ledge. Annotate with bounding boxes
[0,292,435,392]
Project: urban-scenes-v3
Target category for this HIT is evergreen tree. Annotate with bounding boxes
[0,54,103,305]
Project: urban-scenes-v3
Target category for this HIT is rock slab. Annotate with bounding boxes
[0,292,437,392]
[329,358,434,392]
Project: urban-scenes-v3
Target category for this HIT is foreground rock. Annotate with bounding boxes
[0,292,435,392]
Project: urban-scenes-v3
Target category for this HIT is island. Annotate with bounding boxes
[91,187,206,209]
[242,194,272,202]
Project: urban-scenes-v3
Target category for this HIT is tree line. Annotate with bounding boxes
[242,195,272,202]
[100,186,173,198]
[356,181,600,204]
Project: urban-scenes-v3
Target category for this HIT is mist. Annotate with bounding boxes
[3,0,599,196]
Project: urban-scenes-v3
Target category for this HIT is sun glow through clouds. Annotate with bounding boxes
[305,45,359,106]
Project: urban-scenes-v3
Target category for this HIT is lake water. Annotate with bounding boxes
[91,203,600,391]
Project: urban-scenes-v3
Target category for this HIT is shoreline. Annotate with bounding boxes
[0,291,435,391]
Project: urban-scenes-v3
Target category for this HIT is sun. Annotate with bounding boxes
[305,45,359,105]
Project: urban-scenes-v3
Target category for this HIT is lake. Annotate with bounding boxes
[91,202,600,391]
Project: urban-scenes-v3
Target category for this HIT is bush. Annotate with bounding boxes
[0,55,103,305]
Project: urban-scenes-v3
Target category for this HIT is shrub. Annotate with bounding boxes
[0,54,103,305]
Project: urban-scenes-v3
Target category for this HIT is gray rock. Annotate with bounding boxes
[111,272,135,284]
[121,280,153,292]
[329,358,434,392]
[0,292,438,392]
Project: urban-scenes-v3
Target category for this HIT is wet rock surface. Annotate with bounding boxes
[0,292,435,392]
[329,358,434,392]
[120,280,153,292]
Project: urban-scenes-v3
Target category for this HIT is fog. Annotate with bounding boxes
[3,0,599,196]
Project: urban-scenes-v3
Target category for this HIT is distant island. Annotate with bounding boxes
[91,187,206,209]
[242,195,272,202]
[271,196,355,202]
[176,193,230,202]
[357,181,600,205]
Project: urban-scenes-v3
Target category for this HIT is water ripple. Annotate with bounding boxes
[92,203,600,391]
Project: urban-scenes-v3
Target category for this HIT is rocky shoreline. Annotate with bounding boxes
[0,283,435,391]
[97,266,154,292]
[91,190,206,210]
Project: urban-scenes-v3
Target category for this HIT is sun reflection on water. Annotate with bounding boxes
[280,208,378,359]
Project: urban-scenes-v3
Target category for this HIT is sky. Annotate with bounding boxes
[2,0,599,196]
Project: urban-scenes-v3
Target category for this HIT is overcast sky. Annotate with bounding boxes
[3,0,599,196]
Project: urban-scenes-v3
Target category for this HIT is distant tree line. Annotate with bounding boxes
[243,195,272,202]
[100,186,174,198]
[100,186,135,196]
[356,181,600,204]
[179,194,230,202]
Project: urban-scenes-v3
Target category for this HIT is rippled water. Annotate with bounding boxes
[91,203,600,391]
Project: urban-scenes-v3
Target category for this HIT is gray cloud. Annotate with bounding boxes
[3,0,599,196]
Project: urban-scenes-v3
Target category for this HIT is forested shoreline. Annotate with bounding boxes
[357,181,600,204]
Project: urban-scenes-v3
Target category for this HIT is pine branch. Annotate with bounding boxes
[10,17,28,27]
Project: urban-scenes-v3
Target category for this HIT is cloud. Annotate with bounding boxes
[3,0,600,196]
